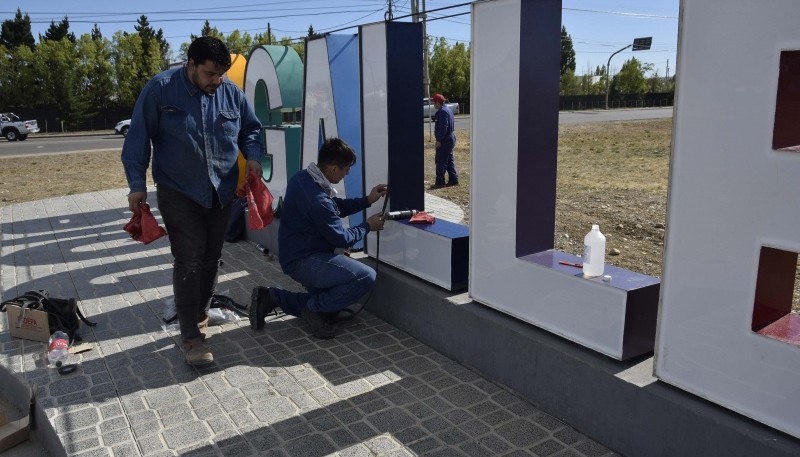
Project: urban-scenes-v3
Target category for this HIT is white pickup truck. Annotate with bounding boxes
[0,112,39,141]
[422,98,460,119]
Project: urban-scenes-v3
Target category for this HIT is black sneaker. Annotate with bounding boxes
[249,286,276,330]
[446,181,459,186]
[302,308,337,339]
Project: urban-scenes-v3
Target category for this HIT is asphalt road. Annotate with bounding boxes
[1,107,673,158]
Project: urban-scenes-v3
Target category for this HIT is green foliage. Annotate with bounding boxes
[0,43,39,108]
[560,70,581,95]
[135,16,170,69]
[30,38,93,124]
[1,9,35,49]
[428,37,470,101]
[90,24,102,41]
[77,34,114,109]
[612,57,649,96]
[226,30,254,56]
[113,32,161,107]
[560,26,576,76]
[42,16,75,43]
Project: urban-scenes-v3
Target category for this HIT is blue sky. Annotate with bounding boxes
[7,0,679,77]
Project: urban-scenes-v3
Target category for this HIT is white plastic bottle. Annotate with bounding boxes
[583,224,606,277]
[48,331,70,368]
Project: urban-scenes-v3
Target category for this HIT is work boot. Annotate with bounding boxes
[250,286,277,330]
[183,337,213,365]
[302,308,337,339]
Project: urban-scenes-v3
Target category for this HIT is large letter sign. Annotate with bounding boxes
[655,0,800,439]
[302,34,366,247]
[469,0,659,360]
[243,45,303,202]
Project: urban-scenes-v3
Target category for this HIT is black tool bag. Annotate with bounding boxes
[0,290,97,343]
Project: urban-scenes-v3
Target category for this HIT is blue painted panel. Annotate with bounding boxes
[515,0,561,256]
[396,219,469,239]
[327,34,365,248]
[385,23,425,213]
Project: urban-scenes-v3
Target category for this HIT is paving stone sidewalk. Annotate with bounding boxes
[0,188,615,457]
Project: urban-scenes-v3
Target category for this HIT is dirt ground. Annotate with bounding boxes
[424,119,671,279]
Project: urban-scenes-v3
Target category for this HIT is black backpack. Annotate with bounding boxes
[1,290,97,343]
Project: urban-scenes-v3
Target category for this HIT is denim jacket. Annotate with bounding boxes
[278,170,372,272]
[121,66,263,208]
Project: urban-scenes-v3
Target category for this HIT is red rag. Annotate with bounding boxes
[409,211,436,224]
[123,203,167,244]
[237,173,274,230]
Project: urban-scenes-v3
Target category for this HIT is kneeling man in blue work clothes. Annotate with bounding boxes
[250,138,387,339]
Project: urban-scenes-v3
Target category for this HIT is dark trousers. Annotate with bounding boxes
[435,142,458,185]
[156,184,232,341]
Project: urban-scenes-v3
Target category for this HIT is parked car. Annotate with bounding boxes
[423,98,460,119]
[0,112,39,141]
[114,119,131,137]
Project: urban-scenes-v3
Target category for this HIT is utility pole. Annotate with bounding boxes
[412,0,432,139]
[267,22,272,45]
[665,59,670,79]
[386,0,394,20]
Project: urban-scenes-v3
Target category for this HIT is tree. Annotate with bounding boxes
[135,16,170,69]
[612,57,649,96]
[113,31,162,107]
[41,16,76,43]
[77,33,114,110]
[0,43,39,108]
[0,9,35,49]
[428,37,470,102]
[90,24,102,41]
[225,30,254,56]
[560,25,576,76]
[560,69,581,95]
[31,38,92,126]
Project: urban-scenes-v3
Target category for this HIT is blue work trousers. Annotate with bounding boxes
[272,252,376,317]
[435,142,458,185]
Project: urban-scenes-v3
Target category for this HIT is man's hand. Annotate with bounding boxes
[128,191,147,215]
[246,159,263,177]
[435,141,442,149]
[367,213,386,232]
[368,184,388,204]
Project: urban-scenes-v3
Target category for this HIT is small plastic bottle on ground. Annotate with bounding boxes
[583,224,606,277]
[48,331,70,368]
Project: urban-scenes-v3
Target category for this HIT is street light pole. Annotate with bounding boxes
[604,44,631,110]
[604,37,652,110]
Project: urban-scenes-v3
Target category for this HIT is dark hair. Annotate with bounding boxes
[318,138,357,168]
[187,36,231,70]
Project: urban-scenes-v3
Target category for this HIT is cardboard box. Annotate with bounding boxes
[0,365,32,453]
[5,304,50,343]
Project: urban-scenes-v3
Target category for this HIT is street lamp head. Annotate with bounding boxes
[633,37,653,51]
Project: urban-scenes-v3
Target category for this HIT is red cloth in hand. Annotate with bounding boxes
[123,203,167,244]
[237,173,274,230]
[409,211,435,224]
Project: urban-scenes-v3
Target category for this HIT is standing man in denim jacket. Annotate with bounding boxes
[121,37,263,365]
[250,138,387,339]
[431,93,458,188]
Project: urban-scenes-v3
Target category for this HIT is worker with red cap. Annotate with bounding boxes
[430,93,458,188]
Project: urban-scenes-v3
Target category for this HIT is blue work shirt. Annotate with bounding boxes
[433,103,456,147]
[278,169,372,272]
[121,66,263,208]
